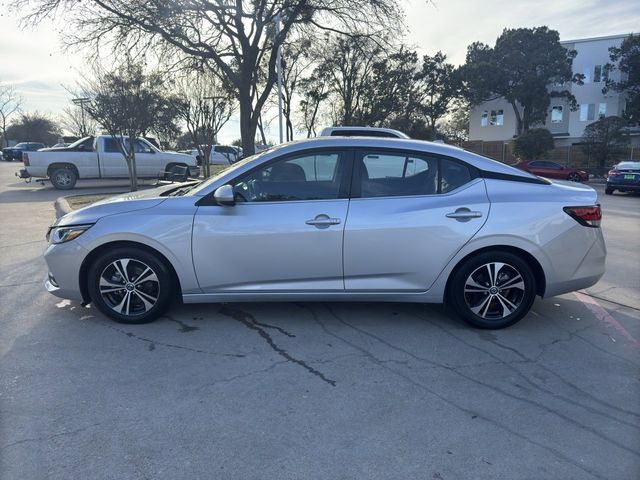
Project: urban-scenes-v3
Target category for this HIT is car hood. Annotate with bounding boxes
[55,183,192,226]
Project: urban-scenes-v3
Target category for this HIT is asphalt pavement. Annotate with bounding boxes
[1,162,639,480]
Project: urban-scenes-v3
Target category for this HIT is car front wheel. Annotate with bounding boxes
[449,251,537,329]
[87,247,172,324]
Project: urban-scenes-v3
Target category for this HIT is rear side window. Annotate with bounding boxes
[356,151,473,198]
[440,159,472,193]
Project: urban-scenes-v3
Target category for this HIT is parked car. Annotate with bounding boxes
[183,145,241,165]
[513,160,587,182]
[43,137,605,329]
[2,142,46,161]
[17,136,199,190]
[606,161,640,195]
[320,126,409,139]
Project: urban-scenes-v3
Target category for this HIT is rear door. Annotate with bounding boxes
[343,148,489,291]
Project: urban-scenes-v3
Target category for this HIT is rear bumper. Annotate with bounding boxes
[607,182,640,192]
[543,227,606,298]
[15,168,31,179]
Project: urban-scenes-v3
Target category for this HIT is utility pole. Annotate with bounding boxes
[276,13,284,144]
[72,97,91,137]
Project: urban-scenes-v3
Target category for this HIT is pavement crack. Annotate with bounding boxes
[2,424,99,449]
[162,314,199,332]
[297,303,605,480]
[0,280,42,288]
[96,320,245,358]
[219,305,335,386]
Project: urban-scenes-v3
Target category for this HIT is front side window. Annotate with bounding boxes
[551,105,563,123]
[135,139,154,154]
[232,151,344,202]
[103,138,120,152]
[490,110,504,126]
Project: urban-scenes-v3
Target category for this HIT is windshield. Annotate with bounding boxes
[14,143,27,148]
[187,148,275,196]
[616,162,640,170]
[67,136,94,149]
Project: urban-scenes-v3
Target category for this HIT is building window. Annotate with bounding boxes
[481,111,488,127]
[598,103,606,119]
[594,65,602,83]
[551,105,563,123]
[582,66,591,84]
[580,104,596,121]
[490,110,504,126]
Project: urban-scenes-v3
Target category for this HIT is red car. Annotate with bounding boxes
[513,160,588,182]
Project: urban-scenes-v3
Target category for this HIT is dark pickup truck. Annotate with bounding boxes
[2,142,45,161]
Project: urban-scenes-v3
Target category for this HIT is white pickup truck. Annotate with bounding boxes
[17,135,199,190]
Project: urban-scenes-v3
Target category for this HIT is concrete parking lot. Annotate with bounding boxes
[1,161,638,479]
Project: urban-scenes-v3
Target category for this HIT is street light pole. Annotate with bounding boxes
[72,97,91,137]
[276,13,284,144]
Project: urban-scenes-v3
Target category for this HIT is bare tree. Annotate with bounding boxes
[0,82,23,146]
[174,69,236,178]
[19,0,401,155]
[80,59,175,191]
[60,104,98,138]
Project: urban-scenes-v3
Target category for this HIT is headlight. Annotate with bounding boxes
[47,224,93,244]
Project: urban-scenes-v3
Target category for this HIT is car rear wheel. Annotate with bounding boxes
[50,167,77,190]
[605,187,614,195]
[567,172,581,182]
[87,247,172,324]
[449,251,537,329]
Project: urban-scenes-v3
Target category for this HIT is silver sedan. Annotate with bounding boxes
[43,137,606,329]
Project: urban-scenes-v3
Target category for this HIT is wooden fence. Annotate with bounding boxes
[459,141,639,170]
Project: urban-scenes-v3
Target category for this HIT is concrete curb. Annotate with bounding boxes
[54,196,72,219]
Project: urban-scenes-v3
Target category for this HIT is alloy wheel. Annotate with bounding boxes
[567,173,581,182]
[99,258,160,316]
[55,171,72,186]
[463,262,525,320]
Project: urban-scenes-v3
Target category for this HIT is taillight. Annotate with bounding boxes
[563,205,602,228]
[607,169,619,177]
[22,152,29,166]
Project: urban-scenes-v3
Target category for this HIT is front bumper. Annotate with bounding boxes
[43,240,89,302]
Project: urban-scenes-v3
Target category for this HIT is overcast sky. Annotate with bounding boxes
[0,0,638,143]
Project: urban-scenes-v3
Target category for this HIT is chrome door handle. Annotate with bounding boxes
[446,208,483,221]
[306,214,341,229]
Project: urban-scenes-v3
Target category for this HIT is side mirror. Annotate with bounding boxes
[214,184,235,206]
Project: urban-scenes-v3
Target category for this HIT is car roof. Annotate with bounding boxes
[263,137,536,178]
[319,126,409,138]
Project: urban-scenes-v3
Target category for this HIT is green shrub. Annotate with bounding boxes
[512,128,554,160]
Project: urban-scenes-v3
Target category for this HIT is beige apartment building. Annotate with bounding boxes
[468,33,638,147]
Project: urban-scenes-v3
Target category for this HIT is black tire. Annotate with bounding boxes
[448,251,537,329]
[567,172,581,182]
[50,167,77,190]
[87,247,173,324]
[605,187,613,195]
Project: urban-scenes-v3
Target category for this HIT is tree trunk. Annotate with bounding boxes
[510,101,523,136]
[238,87,256,156]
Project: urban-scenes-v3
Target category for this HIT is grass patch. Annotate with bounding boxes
[66,193,118,210]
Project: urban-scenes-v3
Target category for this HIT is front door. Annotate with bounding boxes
[343,149,490,291]
[192,149,351,292]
